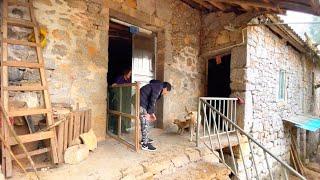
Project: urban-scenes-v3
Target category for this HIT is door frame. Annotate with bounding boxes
[109,7,165,128]
[107,17,163,151]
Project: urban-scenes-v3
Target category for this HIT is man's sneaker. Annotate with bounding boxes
[140,138,154,144]
[141,143,157,152]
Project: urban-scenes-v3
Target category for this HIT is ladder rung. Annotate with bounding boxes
[2,61,43,68]
[3,39,40,47]
[7,17,36,28]
[9,131,55,146]
[8,108,51,117]
[8,0,31,7]
[15,148,50,159]
[4,85,46,91]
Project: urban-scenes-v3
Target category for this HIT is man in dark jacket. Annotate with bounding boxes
[140,81,172,151]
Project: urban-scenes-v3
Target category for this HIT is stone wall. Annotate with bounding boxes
[0,0,109,139]
[163,1,203,130]
[200,11,259,58]
[32,0,109,140]
[242,24,319,178]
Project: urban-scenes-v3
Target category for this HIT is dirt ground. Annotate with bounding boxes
[11,128,201,180]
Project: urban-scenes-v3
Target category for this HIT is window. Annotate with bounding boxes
[278,70,286,100]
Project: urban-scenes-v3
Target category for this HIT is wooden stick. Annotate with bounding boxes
[290,130,306,176]
[0,133,27,174]
[290,149,298,171]
[0,103,40,179]
[40,115,69,132]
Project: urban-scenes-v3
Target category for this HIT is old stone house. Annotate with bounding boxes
[1,0,320,179]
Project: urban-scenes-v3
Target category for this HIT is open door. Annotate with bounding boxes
[107,19,155,151]
[132,33,155,86]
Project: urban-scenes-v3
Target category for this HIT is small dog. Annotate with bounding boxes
[173,118,191,135]
[173,107,201,142]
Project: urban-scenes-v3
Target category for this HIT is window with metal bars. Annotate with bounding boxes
[278,69,286,101]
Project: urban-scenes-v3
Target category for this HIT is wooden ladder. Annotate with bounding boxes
[1,0,58,177]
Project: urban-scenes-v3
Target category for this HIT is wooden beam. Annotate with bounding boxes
[9,108,51,117]
[9,131,55,145]
[205,0,226,10]
[212,0,280,11]
[191,0,215,10]
[239,4,252,11]
[2,61,43,68]
[15,148,50,159]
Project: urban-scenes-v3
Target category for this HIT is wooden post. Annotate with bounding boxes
[118,87,122,137]
[135,83,140,151]
[1,0,11,176]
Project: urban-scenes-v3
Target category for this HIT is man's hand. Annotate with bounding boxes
[148,113,157,122]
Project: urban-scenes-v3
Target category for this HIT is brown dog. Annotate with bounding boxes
[173,118,191,135]
[173,107,201,142]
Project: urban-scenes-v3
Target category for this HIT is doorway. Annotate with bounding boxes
[107,20,156,150]
[207,54,231,97]
[108,22,132,86]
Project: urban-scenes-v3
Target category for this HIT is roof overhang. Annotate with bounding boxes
[283,114,320,131]
[182,0,320,16]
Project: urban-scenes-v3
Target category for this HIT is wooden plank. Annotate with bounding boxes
[4,85,46,91]
[63,118,69,151]
[2,61,43,68]
[135,84,140,151]
[57,122,64,163]
[74,112,81,140]
[1,0,12,176]
[68,113,74,147]
[15,148,49,159]
[190,0,214,9]
[83,110,88,132]
[80,111,84,134]
[8,131,55,145]
[88,109,92,130]
[212,0,280,11]
[108,110,136,119]
[8,108,50,117]
[6,17,36,28]
[3,39,40,47]
[206,0,226,10]
[49,133,59,164]
[290,149,298,171]
[8,0,31,7]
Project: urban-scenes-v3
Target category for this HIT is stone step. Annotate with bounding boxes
[154,161,231,180]
[120,146,229,180]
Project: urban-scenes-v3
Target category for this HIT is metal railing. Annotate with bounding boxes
[196,98,306,180]
[198,97,238,140]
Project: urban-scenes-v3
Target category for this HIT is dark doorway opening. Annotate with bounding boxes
[108,22,132,86]
[107,21,133,137]
[207,54,231,97]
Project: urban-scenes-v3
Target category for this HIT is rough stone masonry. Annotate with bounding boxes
[1,0,319,179]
